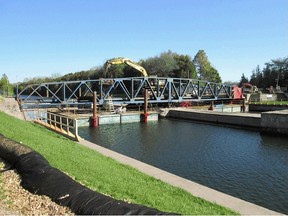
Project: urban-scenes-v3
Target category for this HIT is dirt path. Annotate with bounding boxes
[0,97,25,120]
[0,159,73,215]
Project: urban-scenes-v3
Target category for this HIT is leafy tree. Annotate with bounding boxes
[17,50,228,87]
[141,50,179,77]
[193,50,222,83]
[172,54,197,79]
[193,50,210,80]
[0,74,11,96]
[105,64,125,78]
[140,57,158,76]
[208,67,222,83]
[59,67,103,81]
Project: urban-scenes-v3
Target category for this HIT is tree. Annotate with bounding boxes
[250,69,257,85]
[0,74,10,96]
[262,63,272,88]
[271,57,288,87]
[193,50,222,82]
[207,67,222,83]
[248,57,288,89]
[141,50,179,77]
[250,65,263,87]
[172,54,197,78]
[239,73,249,87]
[103,64,125,78]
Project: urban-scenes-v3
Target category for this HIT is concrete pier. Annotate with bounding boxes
[77,112,159,127]
[261,109,288,136]
[166,108,261,128]
[249,104,288,112]
[166,108,288,136]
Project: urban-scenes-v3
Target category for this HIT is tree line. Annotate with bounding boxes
[17,50,222,86]
[239,57,288,90]
[2,51,287,95]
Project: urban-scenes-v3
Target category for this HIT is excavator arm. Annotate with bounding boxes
[104,57,148,77]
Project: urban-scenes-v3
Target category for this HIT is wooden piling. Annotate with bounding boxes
[90,91,99,127]
[141,89,149,123]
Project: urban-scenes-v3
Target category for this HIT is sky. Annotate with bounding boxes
[0,0,287,83]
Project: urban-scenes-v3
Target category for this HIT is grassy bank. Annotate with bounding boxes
[0,111,237,215]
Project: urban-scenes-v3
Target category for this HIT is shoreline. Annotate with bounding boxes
[78,138,280,215]
[0,97,282,214]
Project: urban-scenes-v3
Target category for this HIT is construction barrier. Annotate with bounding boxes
[0,134,174,215]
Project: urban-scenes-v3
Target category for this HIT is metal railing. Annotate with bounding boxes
[31,110,80,141]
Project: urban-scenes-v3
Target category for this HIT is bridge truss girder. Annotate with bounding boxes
[17,77,234,108]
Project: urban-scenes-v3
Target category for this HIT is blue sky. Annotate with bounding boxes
[1,0,287,83]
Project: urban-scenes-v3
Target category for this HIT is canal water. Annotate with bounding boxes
[78,118,288,214]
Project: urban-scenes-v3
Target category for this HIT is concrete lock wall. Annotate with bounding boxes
[249,104,288,112]
[147,113,158,121]
[120,113,141,123]
[261,110,288,136]
[98,114,121,124]
[167,109,261,128]
[76,112,159,127]
[77,118,90,127]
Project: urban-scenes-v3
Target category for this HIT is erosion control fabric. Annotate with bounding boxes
[0,134,173,215]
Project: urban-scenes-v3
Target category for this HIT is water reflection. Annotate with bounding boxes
[79,118,288,214]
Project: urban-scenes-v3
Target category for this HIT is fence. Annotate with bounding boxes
[30,110,80,141]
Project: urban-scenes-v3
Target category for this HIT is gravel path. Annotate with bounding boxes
[0,97,73,215]
[0,159,73,215]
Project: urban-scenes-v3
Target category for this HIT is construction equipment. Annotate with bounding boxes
[104,57,148,77]
[242,83,258,94]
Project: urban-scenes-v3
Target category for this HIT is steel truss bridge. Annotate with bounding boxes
[17,77,235,109]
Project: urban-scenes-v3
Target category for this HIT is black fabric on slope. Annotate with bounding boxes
[0,134,33,163]
[14,151,173,215]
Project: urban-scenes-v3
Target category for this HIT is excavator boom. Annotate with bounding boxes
[104,57,148,77]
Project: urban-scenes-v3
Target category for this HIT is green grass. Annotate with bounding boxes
[0,111,238,215]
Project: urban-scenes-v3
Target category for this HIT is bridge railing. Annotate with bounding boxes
[17,77,235,109]
[28,109,80,141]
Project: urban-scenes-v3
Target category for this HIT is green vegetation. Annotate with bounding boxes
[193,50,222,83]
[0,111,237,215]
[0,74,13,97]
[240,57,288,88]
[16,49,220,89]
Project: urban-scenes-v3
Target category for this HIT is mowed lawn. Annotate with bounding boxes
[0,111,238,215]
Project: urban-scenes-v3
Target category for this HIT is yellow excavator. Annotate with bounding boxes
[104,57,148,77]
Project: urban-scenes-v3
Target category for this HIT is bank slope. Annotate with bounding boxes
[0,111,237,215]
